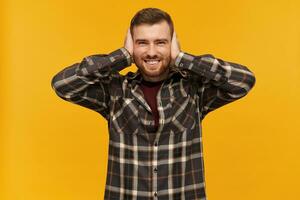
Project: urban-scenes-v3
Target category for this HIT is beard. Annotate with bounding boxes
[133,54,171,78]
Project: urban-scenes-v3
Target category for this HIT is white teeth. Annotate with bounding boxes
[145,60,159,65]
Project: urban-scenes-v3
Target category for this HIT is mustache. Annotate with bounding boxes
[144,55,160,59]
[133,52,164,60]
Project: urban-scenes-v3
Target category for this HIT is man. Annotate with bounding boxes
[51,7,256,200]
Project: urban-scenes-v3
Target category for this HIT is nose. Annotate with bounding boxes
[146,44,158,58]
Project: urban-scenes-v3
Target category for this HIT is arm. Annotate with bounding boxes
[170,31,256,120]
[51,47,132,120]
[174,52,256,120]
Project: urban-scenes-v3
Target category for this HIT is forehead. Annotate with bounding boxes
[132,21,171,41]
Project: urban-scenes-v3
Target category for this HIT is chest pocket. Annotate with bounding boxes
[166,80,197,133]
[109,96,140,135]
[171,95,196,132]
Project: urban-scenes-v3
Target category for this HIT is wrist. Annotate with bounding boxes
[120,47,133,65]
[174,51,185,67]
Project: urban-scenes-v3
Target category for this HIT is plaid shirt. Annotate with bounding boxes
[51,47,256,200]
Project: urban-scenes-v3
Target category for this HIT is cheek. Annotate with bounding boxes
[133,48,145,59]
[132,51,141,61]
[162,52,171,61]
[160,48,171,58]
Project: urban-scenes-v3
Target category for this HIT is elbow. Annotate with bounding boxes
[237,64,256,94]
[50,73,66,99]
[51,62,83,101]
[246,69,256,92]
[51,73,60,93]
[238,70,256,98]
[226,71,256,99]
[51,74,57,91]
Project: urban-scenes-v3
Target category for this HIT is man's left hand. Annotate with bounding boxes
[170,31,181,66]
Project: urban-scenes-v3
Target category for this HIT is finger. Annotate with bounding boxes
[174,31,180,50]
[128,28,132,36]
[124,29,128,45]
[124,28,132,46]
[174,32,179,43]
[127,28,131,37]
[172,31,176,43]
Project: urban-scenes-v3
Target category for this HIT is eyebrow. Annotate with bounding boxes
[135,39,169,43]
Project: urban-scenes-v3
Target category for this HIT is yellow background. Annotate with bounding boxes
[1,0,300,199]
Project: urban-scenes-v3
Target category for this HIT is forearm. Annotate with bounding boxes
[174,51,256,98]
[75,47,132,80]
[51,47,132,98]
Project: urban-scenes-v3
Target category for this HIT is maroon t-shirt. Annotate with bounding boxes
[139,79,164,131]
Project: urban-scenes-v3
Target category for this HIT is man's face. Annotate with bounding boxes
[132,20,172,80]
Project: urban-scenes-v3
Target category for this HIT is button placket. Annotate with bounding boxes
[152,139,158,200]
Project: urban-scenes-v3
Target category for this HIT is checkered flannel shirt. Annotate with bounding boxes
[51,47,256,200]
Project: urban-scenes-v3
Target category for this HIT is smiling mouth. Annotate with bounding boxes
[144,59,161,66]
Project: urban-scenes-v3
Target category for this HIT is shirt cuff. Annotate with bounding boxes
[174,51,196,70]
[108,47,133,68]
[174,51,228,83]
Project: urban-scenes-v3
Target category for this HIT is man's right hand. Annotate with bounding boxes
[124,28,134,62]
[170,31,181,67]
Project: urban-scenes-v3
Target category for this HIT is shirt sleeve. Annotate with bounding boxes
[51,47,132,120]
[174,51,256,120]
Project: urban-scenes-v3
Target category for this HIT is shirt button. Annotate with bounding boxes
[154,167,157,173]
[154,192,157,197]
[154,141,158,146]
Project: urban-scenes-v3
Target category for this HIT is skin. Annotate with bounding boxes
[124,20,181,82]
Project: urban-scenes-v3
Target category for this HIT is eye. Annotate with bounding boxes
[138,41,147,45]
[157,41,166,45]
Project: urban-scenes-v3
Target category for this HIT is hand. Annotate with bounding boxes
[170,31,181,66]
[124,28,134,61]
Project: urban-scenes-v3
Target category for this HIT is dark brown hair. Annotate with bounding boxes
[130,8,174,38]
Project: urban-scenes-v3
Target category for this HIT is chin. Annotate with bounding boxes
[143,67,170,80]
[143,65,165,76]
[144,71,161,77]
